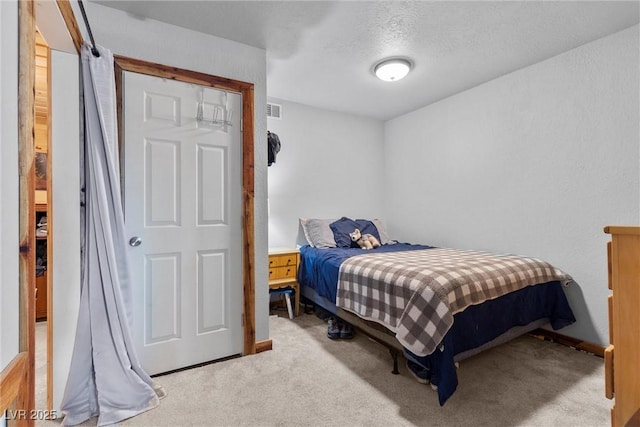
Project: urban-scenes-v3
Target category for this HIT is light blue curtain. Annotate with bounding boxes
[60,43,165,426]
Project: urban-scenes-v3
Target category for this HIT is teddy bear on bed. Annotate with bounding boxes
[349,228,381,250]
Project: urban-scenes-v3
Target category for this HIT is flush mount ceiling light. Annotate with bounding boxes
[374,58,412,82]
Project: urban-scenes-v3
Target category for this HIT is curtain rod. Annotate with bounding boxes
[78,0,100,57]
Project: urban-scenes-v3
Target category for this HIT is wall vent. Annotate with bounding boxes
[266,103,282,119]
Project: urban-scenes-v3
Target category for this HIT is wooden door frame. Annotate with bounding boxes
[113,56,257,356]
[0,0,36,424]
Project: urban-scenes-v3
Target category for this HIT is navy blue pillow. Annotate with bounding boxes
[330,217,360,248]
[330,217,382,248]
[355,219,381,243]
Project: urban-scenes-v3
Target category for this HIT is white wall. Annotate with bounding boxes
[383,26,640,346]
[82,3,270,342]
[267,98,385,248]
[0,0,20,371]
[50,50,81,412]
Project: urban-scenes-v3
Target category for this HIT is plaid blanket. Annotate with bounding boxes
[336,248,572,357]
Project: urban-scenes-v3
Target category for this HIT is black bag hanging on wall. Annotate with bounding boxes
[268,131,281,166]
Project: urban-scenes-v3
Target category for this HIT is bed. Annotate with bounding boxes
[296,218,576,405]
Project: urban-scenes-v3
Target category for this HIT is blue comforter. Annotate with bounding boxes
[298,243,431,303]
[298,243,576,405]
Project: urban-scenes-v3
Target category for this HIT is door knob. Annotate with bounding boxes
[129,236,142,247]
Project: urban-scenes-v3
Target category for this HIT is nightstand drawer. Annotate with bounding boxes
[268,249,300,317]
[269,254,297,268]
[269,265,297,280]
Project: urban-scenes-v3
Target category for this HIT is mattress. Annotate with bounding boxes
[297,243,576,405]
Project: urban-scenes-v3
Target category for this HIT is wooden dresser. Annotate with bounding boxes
[604,226,640,427]
[268,249,300,317]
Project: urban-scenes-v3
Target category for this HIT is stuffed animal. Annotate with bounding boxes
[349,228,381,250]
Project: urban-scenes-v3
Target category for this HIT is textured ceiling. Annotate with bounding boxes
[91,1,639,121]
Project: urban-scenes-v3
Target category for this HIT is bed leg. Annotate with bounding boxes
[389,349,399,375]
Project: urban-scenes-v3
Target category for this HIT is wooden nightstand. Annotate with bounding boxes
[268,249,300,317]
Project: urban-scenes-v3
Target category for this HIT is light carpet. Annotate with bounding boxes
[38,312,609,426]
[36,321,48,412]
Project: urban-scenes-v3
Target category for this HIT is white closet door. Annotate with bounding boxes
[123,71,243,375]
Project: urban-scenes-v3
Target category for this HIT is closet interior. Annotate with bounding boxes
[35,29,50,321]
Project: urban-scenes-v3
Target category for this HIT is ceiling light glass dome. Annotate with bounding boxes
[374,58,412,82]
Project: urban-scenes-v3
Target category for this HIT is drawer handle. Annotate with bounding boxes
[607,241,612,290]
[604,345,614,399]
[608,295,613,345]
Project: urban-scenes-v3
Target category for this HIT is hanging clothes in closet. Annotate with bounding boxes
[268,131,281,166]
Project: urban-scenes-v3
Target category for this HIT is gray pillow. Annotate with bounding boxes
[300,218,337,248]
[372,218,394,245]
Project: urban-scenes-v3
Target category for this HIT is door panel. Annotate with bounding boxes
[124,71,242,375]
[145,139,181,226]
[197,250,227,332]
[197,145,227,225]
[145,253,181,344]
